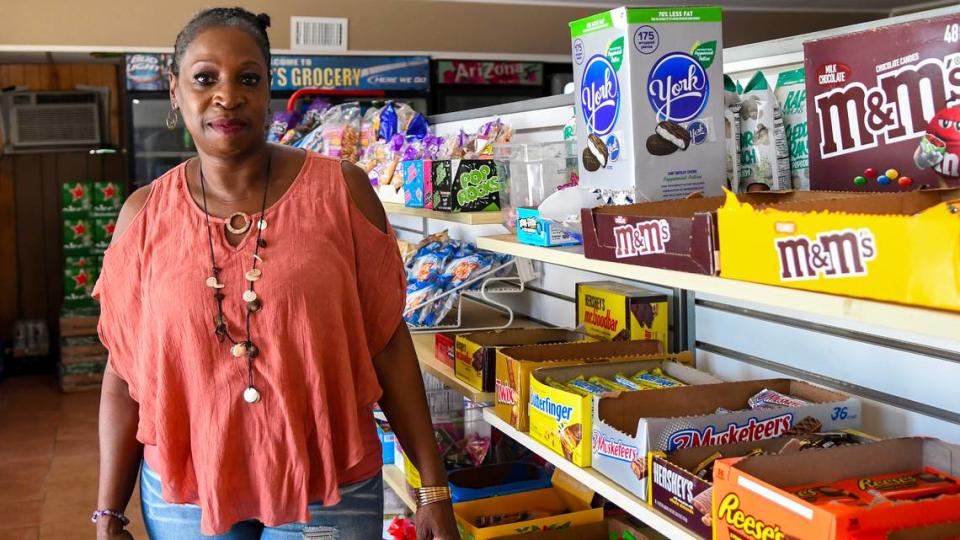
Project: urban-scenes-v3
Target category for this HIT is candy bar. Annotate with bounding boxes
[692,451,722,481]
[631,369,684,389]
[588,375,632,392]
[784,416,823,436]
[857,468,960,501]
[566,376,609,395]
[692,487,713,521]
[748,388,809,409]
[613,373,646,391]
[560,423,582,460]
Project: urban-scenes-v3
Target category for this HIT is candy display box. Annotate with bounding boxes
[402,159,434,208]
[453,470,602,540]
[580,191,865,275]
[718,188,960,311]
[494,339,663,432]
[591,378,860,503]
[528,353,717,466]
[517,206,580,247]
[711,438,960,540]
[435,332,457,369]
[576,281,668,348]
[882,521,960,540]
[648,430,878,539]
[455,328,587,393]
[496,518,661,540]
[432,159,501,213]
[447,462,551,503]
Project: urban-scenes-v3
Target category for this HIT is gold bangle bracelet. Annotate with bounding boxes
[414,486,451,509]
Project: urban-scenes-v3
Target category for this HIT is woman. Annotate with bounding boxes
[93,7,459,539]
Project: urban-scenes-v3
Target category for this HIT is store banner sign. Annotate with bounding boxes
[437,61,543,86]
[126,53,430,92]
[270,55,430,91]
[126,53,172,91]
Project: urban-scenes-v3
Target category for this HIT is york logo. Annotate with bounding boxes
[495,379,516,405]
[666,414,794,450]
[716,493,786,540]
[580,55,620,136]
[592,432,639,462]
[775,228,876,281]
[647,52,709,123]
[613,219,671,259]
[814,54,960,158]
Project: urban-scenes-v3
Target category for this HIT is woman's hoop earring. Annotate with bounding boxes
[166,109,179,130]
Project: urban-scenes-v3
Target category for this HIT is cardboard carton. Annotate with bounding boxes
[495,340,663,432]
[517,207,580,247]
[580,191,866,274]
[435,332,457,370]
[718,188,960,311]
[649,430,878,539]
[528,353,720,466]
[804,13,960,191]
[576,281,668,348]
[62,181,92,215]
[881,521,960,540]
[496,517,665,540]
[403,159,433,208]
[712,438,960,540]
[591,378,861,503]
[456,328,587,392]
[92,181,126,216]
[432,159,501,213]
[453,470,602,540]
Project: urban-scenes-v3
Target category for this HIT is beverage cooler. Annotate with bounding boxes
[124,53,431,186]
[431,60,572,113]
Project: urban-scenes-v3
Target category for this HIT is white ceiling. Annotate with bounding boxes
[429,0,956,14]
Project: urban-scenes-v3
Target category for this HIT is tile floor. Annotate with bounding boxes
[0,375,147,539]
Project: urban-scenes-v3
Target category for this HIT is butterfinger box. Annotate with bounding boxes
[576,281,668,348]
[528,353,718,466]
[591,378,860,503]
[712,438,960,540]
[495,340,663,432]
[453,470,602,540]
[455,328,588,393]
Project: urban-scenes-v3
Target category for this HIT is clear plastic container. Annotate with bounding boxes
[494,141,577,232]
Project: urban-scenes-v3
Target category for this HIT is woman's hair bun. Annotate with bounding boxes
[255,13,271,30]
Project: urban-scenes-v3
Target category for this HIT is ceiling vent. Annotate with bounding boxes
[291,17,348,52]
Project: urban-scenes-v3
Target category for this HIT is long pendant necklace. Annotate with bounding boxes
[199,152,271,404]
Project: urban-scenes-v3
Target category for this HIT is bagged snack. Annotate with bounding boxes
[724,75,743,191]
[320,102,361,162]
[267,110,301,143]
[738,71,791,191]
[290,99,331,141]
[378,102,400,141]
[360,104,382,151]
[775,68,810,190]
[406,113,429,142]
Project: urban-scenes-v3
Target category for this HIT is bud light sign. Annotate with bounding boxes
[647,53,709,123]
[580,55,620,136]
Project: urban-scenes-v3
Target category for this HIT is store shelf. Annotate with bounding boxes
[483,409,698,540]
[382,464,416,512]
[383,203,504,225]
[476,235,960,343]
[412,332,494,403]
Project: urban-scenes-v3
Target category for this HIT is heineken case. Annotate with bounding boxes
[93,214,118,254]
[92,181,126,216]
[570,7,726,201]
[64,255,96,308]
[62,181,92,215]
[63,215,94,254]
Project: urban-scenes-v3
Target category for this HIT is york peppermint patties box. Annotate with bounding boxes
[590,378,860,502]
[570,7,726,201]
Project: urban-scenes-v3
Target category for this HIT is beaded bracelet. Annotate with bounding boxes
[91,509,130,527]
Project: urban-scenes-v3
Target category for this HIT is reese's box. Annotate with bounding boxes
[712,438,960,540]
[453,470,602,540]
[649,430,878,539]
[495,340,663,432]
[591,378,860,503]
[529,354,720,466]
[718,188,960,311]
[576,281,668,348]
[456,328,587,392]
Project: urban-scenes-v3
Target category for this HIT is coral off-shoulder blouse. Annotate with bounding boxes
[92,152,405,535]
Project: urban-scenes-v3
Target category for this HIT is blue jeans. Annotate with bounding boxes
[140,461,384,539]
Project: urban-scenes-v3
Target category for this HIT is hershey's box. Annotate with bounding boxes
[591,378,860,502]
[570,7,726,201]
[804,13,960,191]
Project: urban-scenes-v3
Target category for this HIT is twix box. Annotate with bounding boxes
[494,339,662,432]
[576,281,668,349]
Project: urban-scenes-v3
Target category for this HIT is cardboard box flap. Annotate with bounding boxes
[531,352,699,384]
[722,188,960,217]
[596,379,849,437]
[589,191,853,219]
[886,520,960,540]
[552,469,595,510]
[500,339,662,362]
[497,522,609,540]
[730,437,960,487]
[461,328,587,347]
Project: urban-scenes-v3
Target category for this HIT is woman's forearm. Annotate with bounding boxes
[98,366,144,520]
[373,324,448,486]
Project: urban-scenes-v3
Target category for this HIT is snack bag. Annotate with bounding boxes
[724,75,743,191]
[320,102,361,162]
[775,68,810,190]
[294,99,331,137]
[360,105,382,151]
[738,71,791,191]
[267,111,301,143]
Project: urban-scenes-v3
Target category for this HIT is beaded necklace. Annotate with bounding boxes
[198,152,270,404]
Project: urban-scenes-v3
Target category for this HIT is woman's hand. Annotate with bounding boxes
[96,516,134,540]
[416,501,460,540]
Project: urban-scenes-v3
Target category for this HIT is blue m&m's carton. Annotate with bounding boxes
[570,8,726,202]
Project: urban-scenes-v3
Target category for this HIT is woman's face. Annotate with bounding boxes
[169,26,270,158]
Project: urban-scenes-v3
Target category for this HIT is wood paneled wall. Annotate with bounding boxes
[0,63,126,343]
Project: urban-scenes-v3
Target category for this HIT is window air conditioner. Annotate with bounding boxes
[1,91,104,152]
